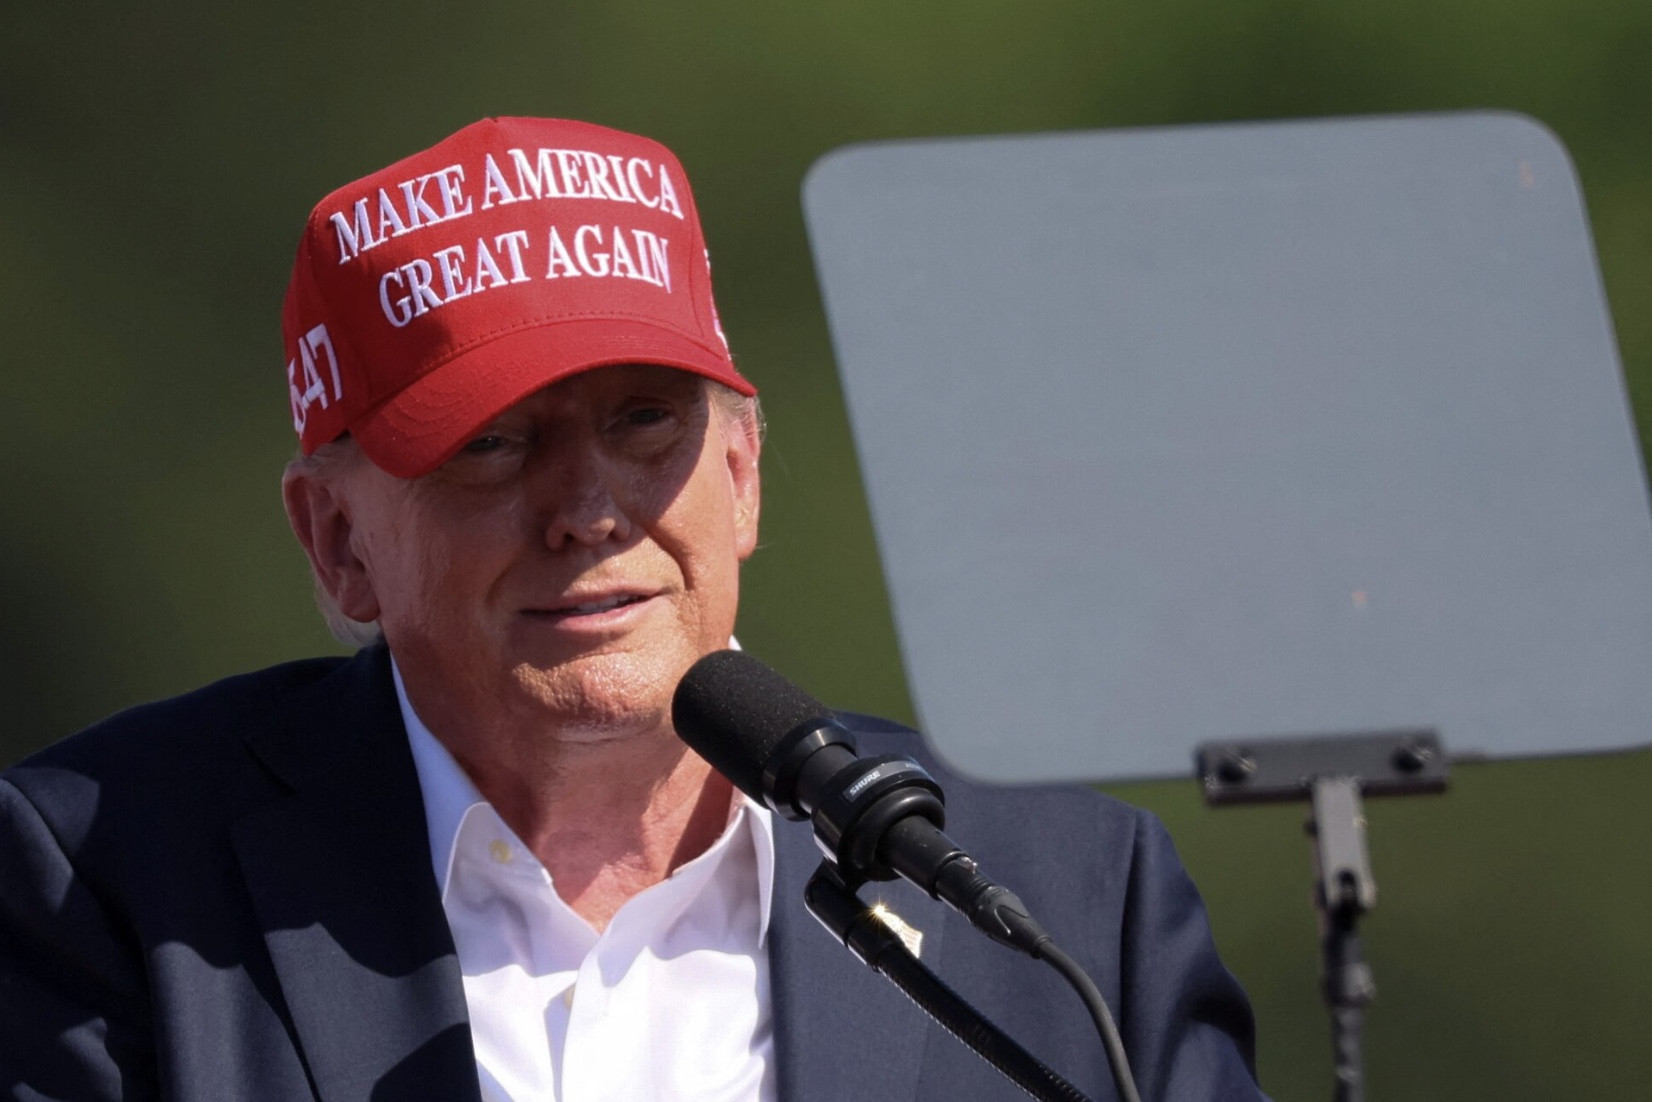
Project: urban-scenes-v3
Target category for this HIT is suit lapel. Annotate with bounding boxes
[232,647,479,1102]
[228,650,948,1102]
[768,822,943,1102]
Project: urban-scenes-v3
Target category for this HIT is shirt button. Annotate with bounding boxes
[487,839,512,864]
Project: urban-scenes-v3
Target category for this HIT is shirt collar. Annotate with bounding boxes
[394,659,485,897]
[394,654,776,942]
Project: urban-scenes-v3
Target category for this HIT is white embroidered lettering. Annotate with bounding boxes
[656,166,684,219]
[573,224,610,276]
[375,189,409,241]
[555,150,590,198]
[288,323,345,430]
[480,153,517,209]
[433,244,472,303]
[402,259,443,317]
[583,152,627,202]
[400,174,444,230]
[380,269,414,327]
[639,230,671,291]
[434,165,473,220]
[494,230,532,282]
[609,227,641,281]
[509,148,565,201]
[606,155,635,202]
[545,225,580,278]
[329,200,377,263]
[627,159,658,208]
[472,237,509,291]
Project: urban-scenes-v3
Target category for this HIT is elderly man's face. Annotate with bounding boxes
[293,364,760,741]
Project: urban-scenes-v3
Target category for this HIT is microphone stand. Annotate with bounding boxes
[804,861,1095,1102]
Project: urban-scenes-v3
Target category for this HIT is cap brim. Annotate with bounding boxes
[350,319,753,478]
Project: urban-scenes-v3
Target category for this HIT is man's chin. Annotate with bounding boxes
[505,652,683,739]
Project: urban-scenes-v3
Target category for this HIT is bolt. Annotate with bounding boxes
[1392,738,1434,773]
[1215,750,1257,785]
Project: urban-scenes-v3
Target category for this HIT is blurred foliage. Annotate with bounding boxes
[0,1,1645,1099]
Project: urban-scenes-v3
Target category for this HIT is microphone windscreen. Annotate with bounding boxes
[673,650,829,801]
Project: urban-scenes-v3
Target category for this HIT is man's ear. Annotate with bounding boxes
[726,411,762,561]
[282,460,382,624]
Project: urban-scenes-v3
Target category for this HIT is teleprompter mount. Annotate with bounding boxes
[1197,728,1450,1102]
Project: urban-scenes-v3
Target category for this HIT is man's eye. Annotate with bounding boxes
[622,406,670,427]
[463,434,507,453]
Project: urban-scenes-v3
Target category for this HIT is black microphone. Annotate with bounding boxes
[673,649,1049,956]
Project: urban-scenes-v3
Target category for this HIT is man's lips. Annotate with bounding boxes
[523,590,657,619]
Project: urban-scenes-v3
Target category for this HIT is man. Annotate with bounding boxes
[0,118,1264,1101]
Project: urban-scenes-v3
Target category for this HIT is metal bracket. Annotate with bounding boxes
[1196,728,1448,804]
[1194,727,1448,1102]
[1309,776,1377,915]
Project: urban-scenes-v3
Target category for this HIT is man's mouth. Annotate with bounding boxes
[527,591,656,620]
[557,593,647,615]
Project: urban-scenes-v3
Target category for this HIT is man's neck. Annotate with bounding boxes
[398,675,735,931]
[453,728,737,931]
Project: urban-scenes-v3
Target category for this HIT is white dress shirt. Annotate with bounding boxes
[395,665,778,1102]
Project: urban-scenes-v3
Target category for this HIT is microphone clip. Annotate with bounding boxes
[812,755,946,879]
[759,717,948,881]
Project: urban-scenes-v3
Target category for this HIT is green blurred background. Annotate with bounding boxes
[2,2,1646,1098]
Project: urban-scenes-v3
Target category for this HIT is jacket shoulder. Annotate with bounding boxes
[831,711,1262,1099]
[0,650,393,861]
[8,654,355,778]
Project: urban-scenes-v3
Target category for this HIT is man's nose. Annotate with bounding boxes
[531,439,632,550]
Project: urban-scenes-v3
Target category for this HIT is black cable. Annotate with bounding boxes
[1033,940,1143,1102]
[871,935,1095,1102]
[872,826,1144,1100]
[806,863,1096,1102]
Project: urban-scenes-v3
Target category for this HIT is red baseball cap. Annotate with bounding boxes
[281,117,753,478]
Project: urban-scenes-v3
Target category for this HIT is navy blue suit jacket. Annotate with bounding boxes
[0,647,1262,1101]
